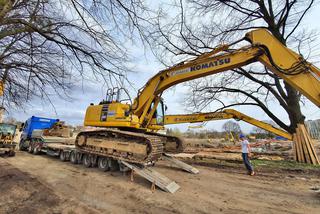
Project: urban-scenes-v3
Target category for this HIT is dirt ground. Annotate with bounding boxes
[1,152,320,214]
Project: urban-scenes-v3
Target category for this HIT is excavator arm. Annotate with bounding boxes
[132,29,320,128]
[164,109,292,140]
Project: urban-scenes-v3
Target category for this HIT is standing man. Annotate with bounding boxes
[239,134,255,176]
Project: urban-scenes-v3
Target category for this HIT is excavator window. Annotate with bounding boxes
[150,101,165,125]
[0,123,16,136]
[156,102,165,125]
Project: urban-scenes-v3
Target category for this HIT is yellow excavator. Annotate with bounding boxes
[77,29,320,166]
[0,80,17,156]
[164,109,292,140]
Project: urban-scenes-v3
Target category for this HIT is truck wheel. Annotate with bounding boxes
[19,143,24,151]
[19,140,27,151]
[83,154,91,168]
[70,151,78,164]
[109,159,119,171]
[97,157,110,171]
[28,144,34,153]
[60,151,67,161]
[33,146,40,155]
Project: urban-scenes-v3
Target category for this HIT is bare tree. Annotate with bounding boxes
[222,121,241,134]
[0,0,149,109]
[147,0,318,134]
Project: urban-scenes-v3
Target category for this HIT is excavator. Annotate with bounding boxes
[77,28,320,167]
[163,109,292,140]
[0,80,17,156]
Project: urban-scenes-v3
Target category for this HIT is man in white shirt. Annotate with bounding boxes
[239,134,255,176]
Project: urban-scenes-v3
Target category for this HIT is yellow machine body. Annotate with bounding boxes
[84,102,140,129]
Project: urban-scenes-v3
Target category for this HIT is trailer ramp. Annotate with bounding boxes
[120,161,180,193]
[163,154,199,174]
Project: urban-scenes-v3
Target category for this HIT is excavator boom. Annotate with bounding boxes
[130,29,320,128]
[164,109,292,140]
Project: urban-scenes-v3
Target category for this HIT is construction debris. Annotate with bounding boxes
[293,124,320,165]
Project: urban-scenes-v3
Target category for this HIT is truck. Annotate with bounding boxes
[19,116,75,160]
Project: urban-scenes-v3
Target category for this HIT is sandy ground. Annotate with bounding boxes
[1,152,320,213]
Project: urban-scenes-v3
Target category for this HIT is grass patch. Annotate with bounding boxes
[252,159,320,170]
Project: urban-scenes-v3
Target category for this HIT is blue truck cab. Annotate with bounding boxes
[19,116,59,150]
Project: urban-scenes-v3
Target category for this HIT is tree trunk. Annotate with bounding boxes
[284,82,305,133]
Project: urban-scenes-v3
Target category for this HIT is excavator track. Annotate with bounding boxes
[145,132,185,154]
[75,129,164,165]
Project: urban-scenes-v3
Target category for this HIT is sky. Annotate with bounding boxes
[5,3,320,134]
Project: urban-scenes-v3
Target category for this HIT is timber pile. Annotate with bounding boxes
[292,124,320,165]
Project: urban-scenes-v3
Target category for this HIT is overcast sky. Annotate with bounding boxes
[6,4,320,134]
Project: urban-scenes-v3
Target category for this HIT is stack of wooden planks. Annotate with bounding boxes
[292,124,319,165]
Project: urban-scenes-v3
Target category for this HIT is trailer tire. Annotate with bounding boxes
[76,152,82,164]
[70,151,78,164]
[60,151,67,162]
[97,157,110,171]
[109,159,119,171]
[8,150,15,157]
[90,154,97,167]
[83,154,91,168]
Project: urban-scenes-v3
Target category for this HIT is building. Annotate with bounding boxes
[305,119,320,139]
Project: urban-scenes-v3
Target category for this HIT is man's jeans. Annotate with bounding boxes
[242,153,253,173]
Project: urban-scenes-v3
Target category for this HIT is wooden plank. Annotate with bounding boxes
[298,126,311,164]
[293,133,301,162]
[292,134,297,161]
[294,128,301,162]
[162,154,199,174]
[120,161,180,193]
[304,125,320,164]
[295,127,305,163]
[299,124,317,164]
[300,125,320,165]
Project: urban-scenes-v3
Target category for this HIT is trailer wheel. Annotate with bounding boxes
[109,159,119,171]
[97,157,110,171]
[90,154,97,167]
[83,154,91,168]
[76,152,82,164]
[70,151,78,164]
[59,151,67,162]
[8,150,15,157]
[119,162,129,172]
[65,151,71,161]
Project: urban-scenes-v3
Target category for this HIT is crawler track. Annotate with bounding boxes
[75,129,164,165]
[145,132,185,153]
